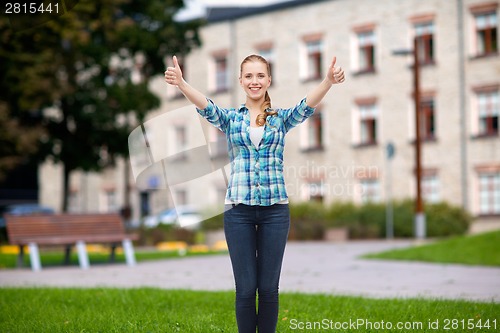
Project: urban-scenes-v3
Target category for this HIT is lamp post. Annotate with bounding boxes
[393,38,426,239]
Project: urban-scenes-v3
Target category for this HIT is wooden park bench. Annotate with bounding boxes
[5,213,138,271]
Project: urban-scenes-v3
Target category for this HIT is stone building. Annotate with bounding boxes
[40,0,499,230]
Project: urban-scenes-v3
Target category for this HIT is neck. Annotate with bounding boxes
[245,97,264,111]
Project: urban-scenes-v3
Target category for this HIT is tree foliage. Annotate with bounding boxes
[0,0,201,210]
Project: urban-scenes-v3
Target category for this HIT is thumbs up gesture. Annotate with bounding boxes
[326,56,345,84]
[164,55,184,86]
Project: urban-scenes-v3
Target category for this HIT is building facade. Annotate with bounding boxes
[40,0,500,229]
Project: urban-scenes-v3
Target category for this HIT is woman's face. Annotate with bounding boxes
[239,61,271,102]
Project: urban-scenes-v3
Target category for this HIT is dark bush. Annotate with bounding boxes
[425,202,471,237]
[325,201,358,228]
[200,211,224,231]
[139,224,196,245]
[289,201,325,240]
[289,199,471,240]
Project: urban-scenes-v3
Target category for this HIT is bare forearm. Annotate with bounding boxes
[177,79,208,110]
[305,78,333,108]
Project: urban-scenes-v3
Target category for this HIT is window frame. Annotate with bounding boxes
[414,21,435,65]
[422,171,440,203]
[478,172,500,216]
[474,87,499,138]
[307,180,325,203]
[360,178,380,203]
[419,96,437,141]
[214,55,229,93]
[301,108,324,152]
[474,11,498,56]
[304,39,324,81]
[469,3,499,58]
[356,30,376,74]
[358,102,378,146]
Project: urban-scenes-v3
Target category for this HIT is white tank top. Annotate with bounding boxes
[249,126,264,148]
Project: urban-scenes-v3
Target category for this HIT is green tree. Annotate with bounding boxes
[0,0,201,211]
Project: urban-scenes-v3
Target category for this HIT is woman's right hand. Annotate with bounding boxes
[164,55,183,86]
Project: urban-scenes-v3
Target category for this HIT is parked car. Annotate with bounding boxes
[143,205,202,229]
[0,203,55,228]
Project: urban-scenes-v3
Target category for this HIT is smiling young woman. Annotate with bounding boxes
[165,53,345,333]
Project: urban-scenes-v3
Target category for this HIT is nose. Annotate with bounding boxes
[252,76,258,84]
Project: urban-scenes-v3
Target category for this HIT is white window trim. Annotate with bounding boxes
[299,39,324,81]
[353,102,379,145]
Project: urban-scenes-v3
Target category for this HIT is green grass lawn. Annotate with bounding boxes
[0,288,498,332]
[0,249,227,269]
[362,230,500,266]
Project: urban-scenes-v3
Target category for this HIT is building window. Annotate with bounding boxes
[175,189,187,206]
[357,30,376,73]
[415,22,435,64]
[174,125,187,159]
[307,181,324,203]
[477,89,499,136]
[358,103,378,145]
[479,172,500,215]
[303,39,323,81]
[422,174,440,203]
[302,110,323,151]
[105,190,117,212]
[214,56,229,93]
[175,126,187,147]
[474,11,498,56]
[420,97,436,140]
[360,179,380,203]
[258,47,274,80]
[68,190,80,213]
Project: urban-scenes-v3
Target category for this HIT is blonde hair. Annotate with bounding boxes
[240,54,277,126]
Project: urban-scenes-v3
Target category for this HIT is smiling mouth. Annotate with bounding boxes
[249,87,261,91]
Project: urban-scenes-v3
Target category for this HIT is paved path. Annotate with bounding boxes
[1,240,499,302]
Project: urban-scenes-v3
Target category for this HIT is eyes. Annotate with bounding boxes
[244,74,266,79]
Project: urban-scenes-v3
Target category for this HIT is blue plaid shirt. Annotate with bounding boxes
[197,98,316,206]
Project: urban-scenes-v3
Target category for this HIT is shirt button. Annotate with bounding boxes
[255,162,260,169]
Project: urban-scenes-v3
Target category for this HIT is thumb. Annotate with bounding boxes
[173,55,179,68]
[330,56,337,69]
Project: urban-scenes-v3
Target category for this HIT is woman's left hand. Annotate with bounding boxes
[326,56,345,84]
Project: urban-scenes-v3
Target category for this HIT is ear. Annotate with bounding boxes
[239,77,243,87]
[267,75,272,87]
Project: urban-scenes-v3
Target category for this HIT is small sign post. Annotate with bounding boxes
[385,142,395,239]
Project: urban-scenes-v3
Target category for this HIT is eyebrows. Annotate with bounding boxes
[242,72,267,76]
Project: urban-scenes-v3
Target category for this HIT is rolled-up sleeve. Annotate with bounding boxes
[279,98,316,133]
[196,98,230,134]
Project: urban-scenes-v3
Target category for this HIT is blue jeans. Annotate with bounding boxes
[224,203,290,333]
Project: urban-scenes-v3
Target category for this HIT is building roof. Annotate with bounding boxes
[206,0,331,23]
